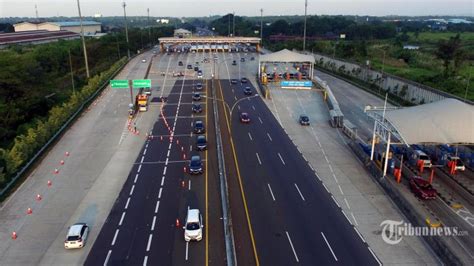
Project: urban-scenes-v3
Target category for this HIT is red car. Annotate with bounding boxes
[240,112,250,123]
[409,176,437,199]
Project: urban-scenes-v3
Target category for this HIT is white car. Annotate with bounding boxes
[446,155,466,171]
[141,59,147,63]
[184,209,203,241]
[64,223,89,249]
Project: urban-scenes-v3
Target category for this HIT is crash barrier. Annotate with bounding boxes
[348,141,463,265]
[342,120,357,140]
[0,56,131,199]
[313,76,344,127]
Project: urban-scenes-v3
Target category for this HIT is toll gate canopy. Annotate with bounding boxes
[385,98,474,144]
[258,49,315,79]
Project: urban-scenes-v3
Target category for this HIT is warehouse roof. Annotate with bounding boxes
[51,21,101,27]
[259,49,315,63]
[385,98,474,144]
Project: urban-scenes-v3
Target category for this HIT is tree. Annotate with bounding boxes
[435,34,463,76]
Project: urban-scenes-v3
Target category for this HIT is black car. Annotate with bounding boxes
[187,64,193,69]
[243,87,252,95]
[232,60,237,65]
[194,66,199,71]
[189,155,203,174]
[178,61,183,66]
[193,120,205,134]
[241,77,248,83]
[231,79,238,84]
[196,136,207,151]
[195,82,203,90]
[250,57,255,61]
[192,104,203,113]
[193,92,201,101]
[299,115,310,125]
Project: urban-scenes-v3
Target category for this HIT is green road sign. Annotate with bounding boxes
[110,79,129,89]
[132,79,152,88]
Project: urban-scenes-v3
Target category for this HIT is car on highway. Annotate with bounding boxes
[193,120,205,134]
[196,135,207,151]
[195,82,203,90]
[243,87,252,95]
[299,115,310,125]
[250,57,255,61]
[197,70,203,79]
[241,77,248,83]
[183,209,203,241]
[194,66,199,71]
[178,61,183,66]
[240,58,245,62]
[446,155,465,171]
[231,79,238,84]
[141,59,147,63]
[143,88,151,95]
[189,156,203,174]
[187,64,193,69]
[239,112,250,123]
[409,176,437,200]
[232,60,237,65]
[192,104,203,113]
[193,92,201,101]
[412,150,432,168]
[64,223,89,249]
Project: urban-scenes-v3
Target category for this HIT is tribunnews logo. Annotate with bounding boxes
[380,220,468,245]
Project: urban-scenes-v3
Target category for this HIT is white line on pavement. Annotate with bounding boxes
[167,150,171,157]
[119,212,126,226]
[354,227,366,243]
[341,210,353,225]
[141,156,145,163]
[248,132,253,141]
[146,234,153,251]
[158,187,163,199]
[237,105,241,110]
[331,195,340,208]
[258,117,263,124]
[104,250,112,266]
[267,184,276,201]
[129,185,135,196]
[185,241,189,261]
[278,153,286,165]
[134,174,139,183]
[351,212,359,226]
[137,165,142,173]
[163,166,167,175]
[368,247,382,266]
[165,157,169,165]
[294,184,305,201]
[161,176,165,186]
[151,216,156,231]
[344,198,351,209]
[267,133,272,141]
[256,153,262,165]
[252,105,255,110]
[155,200,160,213]
[111,229,119,246]
[285,231,299,262]
[143,148,147,155]
[143,256,148,266]
[321,232,338,261]
[338,185,344,195]
[125,197,131,209]
[189,180,191,190]
[190,145,192,151]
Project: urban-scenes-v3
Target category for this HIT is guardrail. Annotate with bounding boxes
[0,57,130,199]
[313,76,344,127]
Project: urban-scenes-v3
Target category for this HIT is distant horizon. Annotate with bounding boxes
[0,0,472,18]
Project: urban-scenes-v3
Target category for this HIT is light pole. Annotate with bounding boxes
[122,1,130,58]
[232,11,235,36]
[147,8,151,47]
[260,8,263,41]
[303,0,308,51]
[76,0,90,78]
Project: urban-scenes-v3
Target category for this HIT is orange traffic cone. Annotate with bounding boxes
[65,151,70,156]
[47,180,52,187]
[11,232,17,240]
[60,160,65,165]
[54,168,59,174]
[36,194,42,201]
[181,180,185,188]
[27,208,32,215]
[183,166,187,173]
[176,218,180,227]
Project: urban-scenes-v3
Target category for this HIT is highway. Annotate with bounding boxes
[214,55,380,265]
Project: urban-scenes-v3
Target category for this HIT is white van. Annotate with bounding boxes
[412,150,432,168]
[64,223,89,249]
[183,209,203,242]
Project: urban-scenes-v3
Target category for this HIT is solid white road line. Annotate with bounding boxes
[119,212,126,226]
[294,184,305,201]
[146,234,153,251]
[104,250,112,266]
[368,246,383,266]
[341,210,353,225]
[129,185,135,196]
[155,200,160,213]
[248,132,253,141]
[322,183,330,193]
[151,216,157,231]
[278,153,286,165]
[158,187,163,198]
[351,212,359,226]
[125,197,131,209]
[143,256,148,266]
[344,198,351,209]
[143,148,147,155]
[258,117,263,124]
[267,184,276,201]
[338,185,344,195]
[256,153,262,165]
[331,195,341,208]
[267,133,272,141]
[285,231,299,262]
[111,229,119,246]
[185,241,189,261]
[354,227,366,243]
[321,232,338,261]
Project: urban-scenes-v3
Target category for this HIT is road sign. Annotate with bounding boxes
[110,80,129,89]
[280,81,312,87]
[132,79,152,88]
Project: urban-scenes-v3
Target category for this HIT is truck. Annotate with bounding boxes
[137,94,148,112]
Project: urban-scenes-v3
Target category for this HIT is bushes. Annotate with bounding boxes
[0,57,126,189]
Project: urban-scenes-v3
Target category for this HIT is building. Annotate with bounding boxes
[157,19,169,24]
[14,21,101,35]
[403,45,420,50]
[174,28,192,38]
[0,30,80,49]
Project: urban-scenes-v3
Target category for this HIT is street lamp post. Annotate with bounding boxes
[260,8,263,41]
[147,8,151,47]
[76,0,90,78]
[303,0,308,51]
[232,11,235,36]
[122,1,130,58]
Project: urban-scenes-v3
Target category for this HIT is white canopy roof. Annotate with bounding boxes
[385,98,474,144]
[260,49,315,63]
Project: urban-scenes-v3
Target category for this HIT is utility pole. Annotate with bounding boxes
[260,8,263,41]
[303,0,308,51]
[232,11,236,36]
[122,1,130,58]
[228,14,230,37]
[68,49,75,94]
[76,0,90,78]
[147,8,151,46]
[35,4,39,30]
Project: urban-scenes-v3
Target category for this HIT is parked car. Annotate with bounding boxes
[240,112,250,123]
[193,92,201,101]
[409,176,437,199]
[243,87,252,95]
[194,66,199,71]
[231,79,238,84]
[64,223,89,249]
[178,61,183,66]
[299,115,310,125]
[196,135,207,151]
[195,82,203,90]
[197,71,203,79]
[446,155,466,171]
[189,155,203,174]
[193,120,205,134]
[192,104,203,113]
[187,64,193,69]
[241,77,248,83]
[240,58,245,62]
[141,59,147,63]
[232,60,237,65]
[183,209,203,241]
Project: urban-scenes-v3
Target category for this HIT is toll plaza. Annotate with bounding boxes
[157,36,261,53]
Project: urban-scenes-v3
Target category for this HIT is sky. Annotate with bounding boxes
[0,0,473,18]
